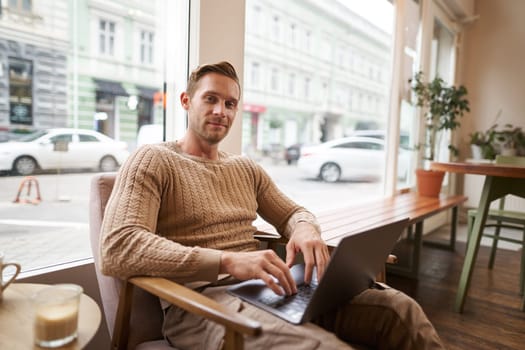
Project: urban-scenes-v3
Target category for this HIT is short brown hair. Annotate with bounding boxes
[186,61,240,98]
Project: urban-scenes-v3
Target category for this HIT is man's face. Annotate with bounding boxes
[181,72,240,145]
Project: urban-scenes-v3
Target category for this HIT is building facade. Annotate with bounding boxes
[70,0,164,146]
[0,0,69,130]
[0,0,164,147]
[242,0,392,154]
[2,0,390,151]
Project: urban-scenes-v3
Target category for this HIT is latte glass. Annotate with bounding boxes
[32,284,83,348]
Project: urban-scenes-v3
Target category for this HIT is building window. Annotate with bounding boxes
[251,62,260,88]
[8,57,33,125]
[288,73,295,96]
[249,5,262,34]
[271,68,279,91]
[272,15,280,41]
[321,38,331,61]
[99,19,115,56]
[140,30,154,64]
[304,77,310,99]
[138,97,154,127]
[8,0,32,12]
[337,46,344,66]
[289,23,297,47]
[95,91,115,137]
[304,30,312,52]
[335,85,345,105]
[322,82,328,100]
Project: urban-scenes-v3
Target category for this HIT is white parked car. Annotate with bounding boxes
[0,128,130,175]
[297,136,409,183]
[347,129,411,150]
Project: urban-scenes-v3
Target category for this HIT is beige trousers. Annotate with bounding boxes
[162,284,445,350]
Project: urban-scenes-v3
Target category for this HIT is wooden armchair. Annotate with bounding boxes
[89,173,396,349]
[89,173,262,349]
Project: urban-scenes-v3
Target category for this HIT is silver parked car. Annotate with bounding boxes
[0,128,130,175]
[297,136,409,183]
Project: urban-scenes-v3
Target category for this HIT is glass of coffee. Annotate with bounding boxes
[32,284,83,348]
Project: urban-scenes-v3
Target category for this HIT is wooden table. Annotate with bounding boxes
[0,283,101,349]
[257,192,467,279]
[431,161,525,312]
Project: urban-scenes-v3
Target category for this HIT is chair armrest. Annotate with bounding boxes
[130,277,262,336]
[112,277,261,350]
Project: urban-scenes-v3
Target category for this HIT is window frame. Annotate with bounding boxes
[8,0,32,12]
[140,30,155,65]
[98,19,116,56]
[8,0,469,279]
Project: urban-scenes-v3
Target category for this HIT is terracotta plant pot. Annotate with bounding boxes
[416,169,445,197]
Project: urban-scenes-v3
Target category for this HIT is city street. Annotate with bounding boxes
[0,158,383,273]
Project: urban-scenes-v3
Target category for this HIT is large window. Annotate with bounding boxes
[0,0,468,276]
[242,0,395,210]
[0,0,188,274]
[429,16,457,164]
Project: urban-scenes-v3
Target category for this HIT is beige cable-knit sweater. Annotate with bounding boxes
[100,141,320,283]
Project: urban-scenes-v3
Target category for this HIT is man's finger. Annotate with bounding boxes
[260,271,285,296]
[285,242,296,267]
[314,246,329,280]
[265,260,296,295]
[302,246,315,284]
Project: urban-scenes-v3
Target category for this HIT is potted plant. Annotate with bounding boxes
[469,125,497,160]
[409,71,470,196]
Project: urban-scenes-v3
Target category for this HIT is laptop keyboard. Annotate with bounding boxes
[257,283,317,314]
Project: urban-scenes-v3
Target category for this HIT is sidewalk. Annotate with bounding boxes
[0,172,94,273]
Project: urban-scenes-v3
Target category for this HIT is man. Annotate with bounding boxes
[101,61,445,349]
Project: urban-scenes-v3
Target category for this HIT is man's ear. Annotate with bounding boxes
[180,92,190,110]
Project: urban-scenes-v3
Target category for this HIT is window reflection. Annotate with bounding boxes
[243,0,395,209]
[8,57,33,125]
[0,0,186,272]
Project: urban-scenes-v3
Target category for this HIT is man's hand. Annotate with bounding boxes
[285,222,330,284]
[220,250,297,296]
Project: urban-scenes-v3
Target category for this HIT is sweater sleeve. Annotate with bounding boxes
[100,145,222,282]
[251,161,321,239]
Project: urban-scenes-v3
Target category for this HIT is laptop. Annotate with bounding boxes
[227,218,408,324]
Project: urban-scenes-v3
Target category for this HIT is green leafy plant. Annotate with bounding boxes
[469,123,525,159]
[468,125,497,160]
[409,71,470,163]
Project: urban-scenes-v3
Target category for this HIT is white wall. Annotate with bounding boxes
[459,0,525,138]
[457,0,525,207]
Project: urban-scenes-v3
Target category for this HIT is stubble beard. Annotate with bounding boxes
[201,124,229,145]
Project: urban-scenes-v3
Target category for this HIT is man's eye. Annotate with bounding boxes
[205,96,217,103]
[226,101,237,109]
